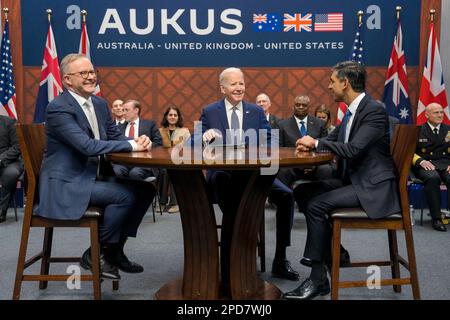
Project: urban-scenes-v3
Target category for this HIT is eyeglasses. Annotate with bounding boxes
[66,70,98,79]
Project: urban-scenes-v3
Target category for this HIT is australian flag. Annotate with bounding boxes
[382,19,412,124]
[253,13,282,32]
[0,20,18,119]
[33,21,62,123]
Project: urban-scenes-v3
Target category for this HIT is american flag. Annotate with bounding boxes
[33,21,62,123]
[253,13,282,32]
[0,20,17,119]
[283,13,312,32]
[79,19,101,96]
[382,19,412,124]
[416,21,449,125]
[336,19,364,124]
[314,13,343,32]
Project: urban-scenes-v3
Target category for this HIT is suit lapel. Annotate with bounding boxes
[348,95,369,141]
[63,91,95,138]
[218,99,229,136]
[289,117,301,139]
[307,117,317,137]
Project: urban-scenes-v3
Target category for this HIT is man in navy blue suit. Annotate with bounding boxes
[113,99,162,180]
[36,53,155,280]
[199,67,299,287]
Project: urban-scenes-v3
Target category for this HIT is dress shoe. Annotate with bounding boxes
[271,259,299,281]
[432,219,447,232]
[300,249,351,268]
[283,277,330,300]
[167,205,179,214]
[109,250,144,273]
[0,210,6,223]
[80,248,121,280]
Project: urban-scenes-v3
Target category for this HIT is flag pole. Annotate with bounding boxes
[357,10,363,26]
[429,9,435,22]
[3,7,9,22]
[81,9,87,23]
[396,6,401,21]
[46,8,52,23]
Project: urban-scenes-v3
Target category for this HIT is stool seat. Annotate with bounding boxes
[331,207,401,219]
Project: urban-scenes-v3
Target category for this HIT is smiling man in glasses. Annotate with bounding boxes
[35,53,155,280]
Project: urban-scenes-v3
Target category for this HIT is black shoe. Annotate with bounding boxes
[110,251,144,273]
[0,210,6,223]
[271,259,299,281]
[80,248,121,280]
[432,219,447,232]
[301,249,351,268]
[283,277,330,300]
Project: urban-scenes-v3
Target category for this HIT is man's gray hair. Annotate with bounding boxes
[60,53,89,76]
[219,67,244,85]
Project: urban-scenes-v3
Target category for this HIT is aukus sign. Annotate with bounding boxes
[22,0,420,67]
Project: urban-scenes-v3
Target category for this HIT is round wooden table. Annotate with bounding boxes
[107,146,333,300]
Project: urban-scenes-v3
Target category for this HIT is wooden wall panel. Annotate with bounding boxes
[23,66,420,128]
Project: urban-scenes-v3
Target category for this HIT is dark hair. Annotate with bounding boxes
[315,104,332,126]
[332,61,366,92]
[123,99,141,115]
[161,106,184,128]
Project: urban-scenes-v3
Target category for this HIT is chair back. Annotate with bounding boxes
[390,124,420,219]
[15,124,46,210]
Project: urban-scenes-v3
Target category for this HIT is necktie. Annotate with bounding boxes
[299,120,307,136]
[84,100,100,139]
[128,121,135,139]
[433,128,438,136]
[230,107,240,144]
[338,109,352,181]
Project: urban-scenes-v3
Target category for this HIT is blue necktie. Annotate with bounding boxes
[231,107,240,144]
[339,109,352,180]
[299,120,307,137]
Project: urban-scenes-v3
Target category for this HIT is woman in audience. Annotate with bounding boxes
[315,104,336,135]
[158,106,191,213]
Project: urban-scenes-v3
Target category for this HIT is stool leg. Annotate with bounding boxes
[39,227,53,290]
[13,196,18,222]
[331,219,342,300]
[13,221,32,299]
[387,230,401,293]
[90,220,102,300]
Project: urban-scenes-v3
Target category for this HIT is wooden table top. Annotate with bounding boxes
[107,146,333,170]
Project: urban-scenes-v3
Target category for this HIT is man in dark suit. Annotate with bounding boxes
[283,61,400,300]
[111,99,125,125]
[0,115,24,223]
[113,99,162,180]
[412,102,450,232]
[200,67,299,287]
[277,94,329,188]
[36,53,155,279]
[256,93,280,129]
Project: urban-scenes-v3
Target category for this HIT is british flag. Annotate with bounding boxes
[253,14,267,24]
[79,18,101,96]
[283,13,312,32]
[33,21,62,123]
[382,19,412,124]
[0,20,18,119]
[416,21,449,125]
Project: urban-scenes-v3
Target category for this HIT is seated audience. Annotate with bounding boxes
[158,106,190,213]
[412,102,449,232]
[35,53,155,279]
[315,104,336,135]
[113,99,163,180]
[0,115,24,223]
[256,93,281,128]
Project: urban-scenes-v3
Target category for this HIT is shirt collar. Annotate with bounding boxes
[347,92,366,116]
[294,115,308,124]
[224,99,243,112]
[427,122,441,132]
[68,89,92,108]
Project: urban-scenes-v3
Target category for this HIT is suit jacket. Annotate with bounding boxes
[0,115,23,168]
[317,94,400,218]
[160,127,191,147]
[35,90,133,220]
[268,114,281,129]
[388,116,399,142]
[198,99,271,146]
[414,123,450,170]
[119,119,163,148]
[277,115,328,147]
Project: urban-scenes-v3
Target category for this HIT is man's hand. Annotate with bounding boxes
[420,160,436,171]
[135,135,152,151]
[203,129,222,144]
[296,136,316,152]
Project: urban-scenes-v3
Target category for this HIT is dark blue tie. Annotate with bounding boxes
[299,120,307,137]
[231,107,240,144]
[339,109,352,181]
